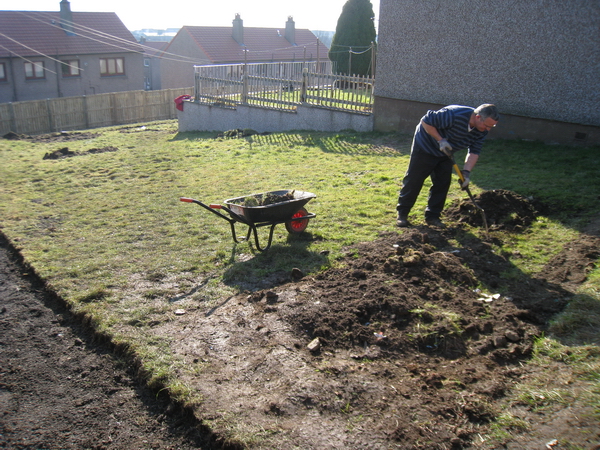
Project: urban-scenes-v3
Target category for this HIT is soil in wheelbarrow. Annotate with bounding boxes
[241,190,295,207]
[2,190,599,449]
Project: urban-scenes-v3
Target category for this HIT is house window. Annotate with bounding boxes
[61,60,81,77]
[25,61,45,79]
[144,58,150,67]
[100,57,125,76]
[0,63,6,82]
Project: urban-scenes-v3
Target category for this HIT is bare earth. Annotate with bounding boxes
[1,179,599,448]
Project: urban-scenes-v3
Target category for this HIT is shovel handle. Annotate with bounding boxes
[452,162,466,183]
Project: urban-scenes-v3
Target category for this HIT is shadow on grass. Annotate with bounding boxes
[170,130,413,158]
[221,232,329,292]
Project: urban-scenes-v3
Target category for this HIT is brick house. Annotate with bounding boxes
[160,15,330,89]
[0,0,144,103]
[374,0,600,145]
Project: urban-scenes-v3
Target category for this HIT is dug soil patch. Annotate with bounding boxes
[2,190,599,449]
[43,146,118,160]
[153,190,599,449]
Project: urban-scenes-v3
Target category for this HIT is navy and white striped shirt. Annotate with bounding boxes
[414,105,488,156]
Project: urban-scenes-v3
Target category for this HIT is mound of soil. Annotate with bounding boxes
[2,190,599,449]
[43,146,118,160]
[445,189,537,231]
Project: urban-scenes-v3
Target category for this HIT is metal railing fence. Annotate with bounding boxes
[194,62,374,114]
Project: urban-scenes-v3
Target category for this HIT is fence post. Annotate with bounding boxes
[83,95,90,129]
[111,93,118,126]
[349,47,352,76]
[316,38,320,73]
[242,50,248,104]
[301,68,308,103]
[9,102,16,133]
[46,99,54,133]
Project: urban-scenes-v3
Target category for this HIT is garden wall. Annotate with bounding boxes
[176,101,374,134]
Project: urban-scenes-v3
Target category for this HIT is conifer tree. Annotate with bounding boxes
[329,0,376,76]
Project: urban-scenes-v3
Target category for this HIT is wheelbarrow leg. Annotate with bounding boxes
[250,223,277,252]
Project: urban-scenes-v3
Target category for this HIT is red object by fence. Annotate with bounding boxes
[174,95,191,111]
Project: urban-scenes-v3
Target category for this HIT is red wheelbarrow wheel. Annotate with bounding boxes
[285,208,310,233]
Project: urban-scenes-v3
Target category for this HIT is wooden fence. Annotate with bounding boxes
[194,62,374,114]
[0,87,192,136]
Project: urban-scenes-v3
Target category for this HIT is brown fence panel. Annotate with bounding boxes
[49,97,88,132]
[11,100,51,135]
[0,88,193,136]
[111,91,144,124]
[0,103,13,135]
[85,93,114,129]
[145,90,172,120]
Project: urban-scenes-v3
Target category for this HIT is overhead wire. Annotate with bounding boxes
[16,11,212,65]
[19,11,329,62]
[0,43,58,75]
[2,10,335,68]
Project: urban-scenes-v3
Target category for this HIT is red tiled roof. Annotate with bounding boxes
[176,26,329,64]
[0,10,142,58]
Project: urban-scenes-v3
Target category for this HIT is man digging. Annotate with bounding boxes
[396,104,499,228]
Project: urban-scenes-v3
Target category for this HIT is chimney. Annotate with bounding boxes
[59,0,75,35]
[285,16,296,45]
[232,14,244,45]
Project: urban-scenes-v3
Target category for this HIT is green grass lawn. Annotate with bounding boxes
[1,120,599,444]
[1,119,598,333]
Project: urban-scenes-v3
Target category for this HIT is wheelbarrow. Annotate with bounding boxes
[180,189,316,251]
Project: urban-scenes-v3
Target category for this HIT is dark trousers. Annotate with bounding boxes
[396,145,453,219]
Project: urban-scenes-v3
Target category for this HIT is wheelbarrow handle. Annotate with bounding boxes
[180,197,222,210]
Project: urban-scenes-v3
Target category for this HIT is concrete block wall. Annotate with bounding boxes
[177,101,374,134]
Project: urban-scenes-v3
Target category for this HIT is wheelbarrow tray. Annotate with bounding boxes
[224,190,316,224]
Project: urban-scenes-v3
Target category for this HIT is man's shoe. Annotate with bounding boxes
[426,217,446,228]
[396,214,411,228]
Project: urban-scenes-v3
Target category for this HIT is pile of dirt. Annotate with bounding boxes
[3,131,31,140]
[43,146,118,160]
[445,189,538,231]
[215,129,271,139]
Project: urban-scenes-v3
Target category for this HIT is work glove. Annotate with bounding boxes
[438,139,453,158]
[459,170,471,190]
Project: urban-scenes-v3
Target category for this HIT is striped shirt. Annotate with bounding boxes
[414,105,488,156]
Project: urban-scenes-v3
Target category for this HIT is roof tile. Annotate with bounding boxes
[175,26,329,64]
[0,10,142,58]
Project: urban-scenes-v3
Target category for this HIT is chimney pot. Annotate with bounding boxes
[232,14,244,45]
[60,0,75,36]
[285,16,296,45]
